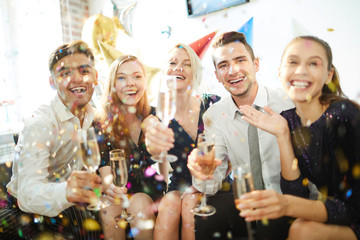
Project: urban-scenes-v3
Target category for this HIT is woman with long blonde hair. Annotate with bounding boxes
[96,55,166,240]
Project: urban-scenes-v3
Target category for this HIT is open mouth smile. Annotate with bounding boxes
[69,86,86,93]
[229,76,247,84]
[290,80,311,88]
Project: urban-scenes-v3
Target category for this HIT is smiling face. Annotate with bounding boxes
[115,60,146,106]
[51,53,97,112]
[213,41,259,100]
[279,39,334,104]
[166,47,193,91]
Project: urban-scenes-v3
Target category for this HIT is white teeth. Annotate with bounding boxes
[175,75,185,80]
[291,81,309,88]
[125,90,137,95]
[70,87,86,93]
[229,76,246,84]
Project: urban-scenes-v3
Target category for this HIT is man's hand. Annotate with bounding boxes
[66,171,102,204]
[187,149,222,180]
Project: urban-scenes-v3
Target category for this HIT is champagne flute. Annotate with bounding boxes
[79,127,109,211]
[110,149,134,223]
[233,164,255,240]
[191,133,216,216]
[153,75,178,163]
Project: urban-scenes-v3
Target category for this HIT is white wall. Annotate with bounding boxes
[90,0,360,101]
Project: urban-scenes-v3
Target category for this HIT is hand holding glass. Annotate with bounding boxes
[153,75,178,163]
[233,165,255,240]
[110,149,134,223]
[79,127,109,211]
[191,133,216,216]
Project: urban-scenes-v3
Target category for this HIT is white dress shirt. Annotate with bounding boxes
[7,95,95,217]
[193,85,294,194]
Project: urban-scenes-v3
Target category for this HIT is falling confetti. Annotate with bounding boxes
[301,178,308,187]
[352,164,360,179]
[261,218,269,226]
[83,218,101,231]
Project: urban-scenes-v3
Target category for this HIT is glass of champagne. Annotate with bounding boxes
[153,75,178,163]
[79,127,109,211]
[191,133,216,216]
[109,149,134,223]
[233,164,255,240]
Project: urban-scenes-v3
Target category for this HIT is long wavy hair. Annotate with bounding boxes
[97,55,150,154]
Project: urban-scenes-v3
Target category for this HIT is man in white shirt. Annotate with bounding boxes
[1,40,102,239]
[188,31,295,240]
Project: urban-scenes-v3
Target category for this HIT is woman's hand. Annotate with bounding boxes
[105,183,128,205]
[143,116,175,156]
[239,105,289,138]
[236,190,288,222]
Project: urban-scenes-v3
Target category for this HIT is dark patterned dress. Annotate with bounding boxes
[96,107,166,201]
[167,94,221,192]
[280,100,360,239]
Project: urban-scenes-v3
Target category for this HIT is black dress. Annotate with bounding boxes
[167,94,221,192]
[96,107,166,201]
[280,100,360,239]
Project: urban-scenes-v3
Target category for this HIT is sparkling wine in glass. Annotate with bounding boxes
[110,149,134,223]
[233,164,255,240]
[191,133,216,216]
[79,127,109,211]
[153,75,178,163]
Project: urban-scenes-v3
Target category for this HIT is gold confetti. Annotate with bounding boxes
[306,93,312,102]
[117,219,128,229]
[5,161,12,168]
[352,164,360,179]
[261,218,269,226]
[83,218,101,231]
[221,182,231,191]
[302,178,309,186]
[327,28,334,32]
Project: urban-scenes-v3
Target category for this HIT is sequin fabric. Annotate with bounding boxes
[96,107,166,201]
[167,94,220,192]
[280,100,360,238]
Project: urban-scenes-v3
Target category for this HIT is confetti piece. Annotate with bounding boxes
[302,178,309,186]
[145,167,156,177]
[83,218,101,231]
[352,164,360,179]
[346,189,352,198]
[261,218,269,226]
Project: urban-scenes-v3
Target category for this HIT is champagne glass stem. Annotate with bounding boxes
[246,222,254,240]
[200,180,207,208]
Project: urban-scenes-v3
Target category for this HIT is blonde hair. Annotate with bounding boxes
[170,43,203,92]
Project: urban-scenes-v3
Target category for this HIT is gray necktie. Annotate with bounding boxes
[248,105,265,190]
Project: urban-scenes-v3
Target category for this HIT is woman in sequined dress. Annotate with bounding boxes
[96,55,166,240]
[238,36,360,239]
[144,43,220,240]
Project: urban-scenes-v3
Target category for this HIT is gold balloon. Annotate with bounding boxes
[98,41,160,80]
[82,14,122,58]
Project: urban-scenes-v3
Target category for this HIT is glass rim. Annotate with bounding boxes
[109,148,125,158]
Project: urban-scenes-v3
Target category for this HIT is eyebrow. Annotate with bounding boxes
[216,56,246,67]
[57,64,92,73]
[286,55,324,61]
